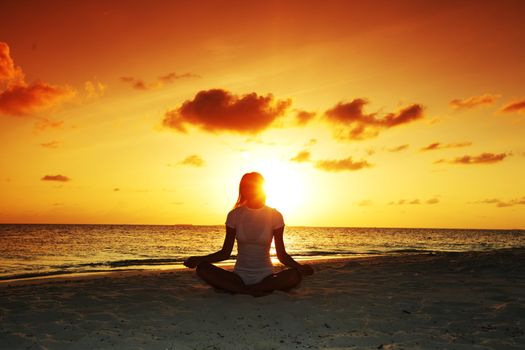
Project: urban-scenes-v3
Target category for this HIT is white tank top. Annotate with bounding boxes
[225,205,285,285]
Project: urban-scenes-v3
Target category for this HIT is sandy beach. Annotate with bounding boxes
[1,249,524,349]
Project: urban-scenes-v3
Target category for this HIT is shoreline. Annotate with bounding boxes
[2,248,524,349]
[1,248,522,285]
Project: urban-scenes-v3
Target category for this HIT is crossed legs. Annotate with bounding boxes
[196,262,302,296]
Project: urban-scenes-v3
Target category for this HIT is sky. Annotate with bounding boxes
[0,0,524,228]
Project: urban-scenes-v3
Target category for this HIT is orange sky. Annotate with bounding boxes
[1,0,524,228]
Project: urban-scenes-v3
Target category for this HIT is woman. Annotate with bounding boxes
[184,172,313,296]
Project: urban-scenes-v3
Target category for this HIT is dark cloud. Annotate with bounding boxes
[420,141,472,151]
[449,93,499,110]
[0,42,74,117]
[477,197,525,208]
[163,89,291,134]
[434,152,507,165]
[315,156,372,172]
[426,198,440,204]
[41,174,70,182]
[0,82,74,116]
[121,71,200,90]
[325,99,424,140]
[179,154,205,167]
[295,110,316,125]
[387,144,409,152]
[500,99,525,113]
[113,188,120,192]
[290,150,311,163]
[40,140,61,149]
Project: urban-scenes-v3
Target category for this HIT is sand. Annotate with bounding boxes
[1,249,524,349]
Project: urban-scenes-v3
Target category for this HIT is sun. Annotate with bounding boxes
[239,156,306,216]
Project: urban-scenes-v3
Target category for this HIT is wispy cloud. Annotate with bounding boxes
[420,141,472,151]
[40,140,61,149]
[387,144,409,152]
[41,174,70,182]
[179,154,205,167]
[389,197,440,205]
[475,197,525,208]
[33,117,64,132]
[449,93,500,110]
[121,71,200,90]
[84,79,106,99]
[500,99,525,114]
[434,152,507,165]
[315,156,372,172]
[290,150,311,163]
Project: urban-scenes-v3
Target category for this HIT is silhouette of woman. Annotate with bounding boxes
[184,172,313,296]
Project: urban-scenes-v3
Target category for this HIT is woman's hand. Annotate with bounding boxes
[183,256,202,268]
[297,264,314,276]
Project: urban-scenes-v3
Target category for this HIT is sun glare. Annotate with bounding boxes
[241,157,305,216]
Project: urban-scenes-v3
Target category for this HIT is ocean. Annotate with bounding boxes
[1,224,524,281]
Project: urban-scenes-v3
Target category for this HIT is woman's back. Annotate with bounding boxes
[226,205,284,284]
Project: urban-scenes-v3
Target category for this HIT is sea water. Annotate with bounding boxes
[1,224,524,280]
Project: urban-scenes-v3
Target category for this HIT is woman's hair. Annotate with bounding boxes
[234,172,266,208]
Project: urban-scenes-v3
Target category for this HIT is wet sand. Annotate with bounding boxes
[1,249,524,349]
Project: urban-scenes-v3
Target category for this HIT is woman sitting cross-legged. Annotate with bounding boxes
[183,172,314,297]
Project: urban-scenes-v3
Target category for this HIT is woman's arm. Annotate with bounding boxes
[183,226,236,268]
[273,226,314,275]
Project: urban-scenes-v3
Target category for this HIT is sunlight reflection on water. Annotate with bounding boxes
[0,224,524,280]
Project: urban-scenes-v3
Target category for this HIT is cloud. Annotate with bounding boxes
[426,198,440,204]
[356,199,373,207]
[0,42,75,117]
[387,144,409,152]
[315,156,372,172]
[324,99,424,140]
[389,197,440,205]
[434,152,507,165]
[449,93,500,110]
[0,82,75,116]
[476,197,525,208]
[163,89,291,134]
[295,110,316,125]
[113,188,120,192]
[40,140,61,149]
[179,154,205,167]
[121,71,199,90]
[420,141,472,151]
[41,174,70,182]
[500,99,525,114]
[290,150,311,163]
[158,72,200,83]
[85,79,106,99]
[34,117,64,131]
[120,76,148,90]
